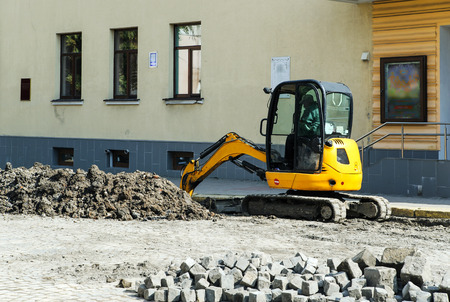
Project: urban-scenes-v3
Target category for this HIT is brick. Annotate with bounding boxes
[302,281,319,296]
[327,258,341,271]
[351,277,366,288]
[337,258,362,279]
[181,258,197,273]
[181,289,196,302]
[400,256,432,287]
[155,288,169,302]
[306,258,319,268]
[231,267,244,284]
[288,274,303,290]
[281,290,297,302]
[374,287,389,302]
[180,272,191,282]
[195,278,210,290]
[281,259,294,269]
[181,278,193,289]
[208,267,225,286]
[201,256,217,270]
[402,281,421,300]
[307,293,328,302]
[290,256,305,269]
[381,247,417,274]
[312,274,325,287]
[162,276,175,287]
[272,288,283,302]
[236,258,250,272]
[224,252,238,268]
[416,291,432,302]
[364,266,397,292]
[259,271,271,281]
[144,288,156,301]
[315,265,330,275]
[257,276,271,290]
[249,291,267,302]
[193,273,208,284]
[323,280,340,296]
[326,293,343,302]
[190,263,207,275]
[137,284,147,298]
[205,286,223,302]
[196,289,206,302]
[352,249,377,271]
[220,274,235,290]
[250,257,261,269]
[269,262,286,277]
[261,289,273,302]
[301,273,313,281]
[252,252,273,266]
[433,292,450,302]
[347,286,362,299]
[145,274,162,289]
[361,287,374,300]
[273,276,289,290]
[241,267,258,288]
[168,286,181,302]
[293,295,308,302]
[333,272,350,290]
[235,291,250,302]
[224,288,241,302]
[293,262,304,274]
[301,264,316,275]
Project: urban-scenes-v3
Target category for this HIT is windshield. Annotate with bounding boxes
[325,92,351,138]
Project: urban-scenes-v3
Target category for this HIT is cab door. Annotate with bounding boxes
[266,81,324,174]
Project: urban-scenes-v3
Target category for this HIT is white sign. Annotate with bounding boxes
[271,57,290,89]
[149,51,158,68]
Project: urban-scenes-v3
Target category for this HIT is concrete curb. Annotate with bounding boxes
[193,194,450,219]
[391,207,450,219]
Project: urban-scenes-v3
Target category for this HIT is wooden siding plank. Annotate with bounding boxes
[370,1,447,150]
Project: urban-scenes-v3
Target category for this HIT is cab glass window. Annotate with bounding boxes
[325,93,351,138]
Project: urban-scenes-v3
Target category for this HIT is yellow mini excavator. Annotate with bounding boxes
[180,80,391,222]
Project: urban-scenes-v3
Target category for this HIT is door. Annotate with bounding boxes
[267,81,323,173]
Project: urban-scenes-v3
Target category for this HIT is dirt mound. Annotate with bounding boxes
[0,162,214,221]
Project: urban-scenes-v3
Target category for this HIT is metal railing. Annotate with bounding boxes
[356,122,450,163]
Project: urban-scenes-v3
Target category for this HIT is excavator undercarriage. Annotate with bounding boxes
[241,192,391,222]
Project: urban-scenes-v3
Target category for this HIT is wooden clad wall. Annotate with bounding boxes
[372,0,450,150]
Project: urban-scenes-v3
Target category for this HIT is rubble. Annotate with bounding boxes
[136,249,449,302]
[0,162,214,221]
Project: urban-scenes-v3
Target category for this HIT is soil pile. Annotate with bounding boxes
[0,162,213,220]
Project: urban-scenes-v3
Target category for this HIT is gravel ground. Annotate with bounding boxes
[2,214,449,293]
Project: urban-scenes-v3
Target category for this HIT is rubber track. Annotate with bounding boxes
[243,194,347,222]
[338,192,392,221]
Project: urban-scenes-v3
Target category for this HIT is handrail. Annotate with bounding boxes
[356,122,450,161]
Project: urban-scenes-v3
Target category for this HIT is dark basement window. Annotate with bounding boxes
[107,149,130,168]
[169,151,193,170]
[54,148,74,166]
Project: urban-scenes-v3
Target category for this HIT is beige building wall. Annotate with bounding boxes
[0,0,372,145]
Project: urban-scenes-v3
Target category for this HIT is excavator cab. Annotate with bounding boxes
[264,80,360,192]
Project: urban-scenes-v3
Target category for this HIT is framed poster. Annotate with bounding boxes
[380,56,427,122]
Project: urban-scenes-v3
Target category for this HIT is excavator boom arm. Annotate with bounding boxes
[180,132,267,196]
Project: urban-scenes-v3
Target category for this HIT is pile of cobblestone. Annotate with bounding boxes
[136,249,449,302]
[0,162,213,220]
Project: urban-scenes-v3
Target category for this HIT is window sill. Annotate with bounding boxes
[163,97,204,105]
[104,98,140,105]
[51,99,84,106]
